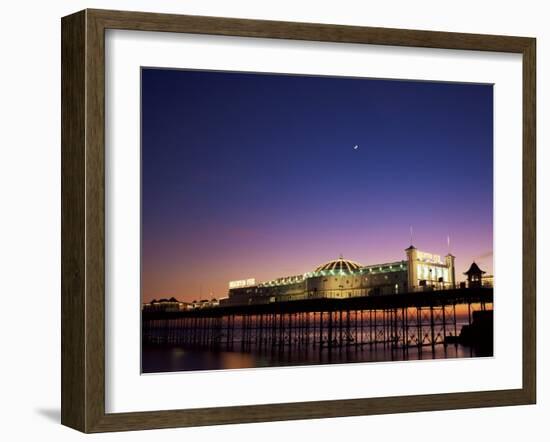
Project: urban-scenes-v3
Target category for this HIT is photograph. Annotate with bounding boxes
[1,1,539,437]
[140,68,495,373]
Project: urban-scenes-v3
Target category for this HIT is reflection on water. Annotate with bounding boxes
[142,342,489,374]
[142,304,493,373]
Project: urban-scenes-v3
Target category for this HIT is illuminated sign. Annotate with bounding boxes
[228,278,256,289]
[417,251,442,264]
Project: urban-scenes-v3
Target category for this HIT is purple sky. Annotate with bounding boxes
[141,69,493,303]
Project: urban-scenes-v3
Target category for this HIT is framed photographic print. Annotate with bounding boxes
[61,9,536,433]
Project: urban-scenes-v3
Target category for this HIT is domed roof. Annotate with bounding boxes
[314,257,363,273]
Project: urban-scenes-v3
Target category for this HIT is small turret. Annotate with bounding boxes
[464,262,486,288]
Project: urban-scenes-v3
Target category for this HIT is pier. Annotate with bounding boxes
[143,288,493,355]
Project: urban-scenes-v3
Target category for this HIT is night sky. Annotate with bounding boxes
[141,68,493,303]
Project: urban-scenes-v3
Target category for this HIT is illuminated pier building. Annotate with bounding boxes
[221,245,456,306]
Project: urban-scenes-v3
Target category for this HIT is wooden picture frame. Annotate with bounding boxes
[61,8,536,433]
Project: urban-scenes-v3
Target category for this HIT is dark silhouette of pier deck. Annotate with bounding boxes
[142,288,493,354]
